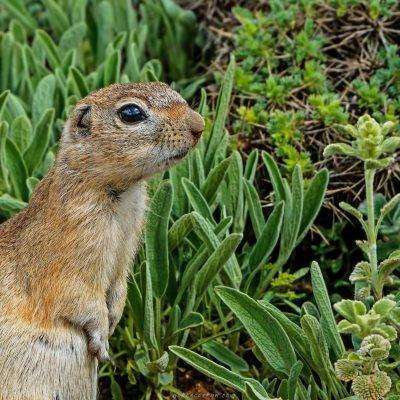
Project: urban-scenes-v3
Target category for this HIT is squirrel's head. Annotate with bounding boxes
[60,82,204,187]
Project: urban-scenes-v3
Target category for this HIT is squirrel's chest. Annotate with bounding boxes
[81,185,147,285]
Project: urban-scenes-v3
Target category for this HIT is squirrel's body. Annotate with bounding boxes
[0,170,146,400]
[0,83,203,399]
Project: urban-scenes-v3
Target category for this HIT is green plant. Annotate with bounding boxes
[243,151,328,300]
[325,115,400,398]
[357,193,400,263]
[170,263,349,399]
[170,115,400,400]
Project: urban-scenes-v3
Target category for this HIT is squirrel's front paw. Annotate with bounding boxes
[88,331,110,362]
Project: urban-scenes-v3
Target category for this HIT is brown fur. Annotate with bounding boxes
[0,83,204,400]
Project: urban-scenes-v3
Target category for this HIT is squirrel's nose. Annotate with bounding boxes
[187,109,205,138]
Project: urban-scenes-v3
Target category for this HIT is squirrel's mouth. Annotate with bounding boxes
[167,149,190,162]
[156,148,191,168]
[170,152,187,161]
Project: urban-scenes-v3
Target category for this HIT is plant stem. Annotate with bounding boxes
[365,166,380,297]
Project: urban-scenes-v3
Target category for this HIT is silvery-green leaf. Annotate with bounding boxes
[380,136,400,154]
[243,179,264,239]
[216,286,297,375]
[24,108,54,175]
[4,137,28,201]
[382,121,396,136]
[0,193,27,214]
[176,312,204,332]
[349,262,371,283]
[244,380,272,400]
[42,0,69,38]
[204,54,235,172]
[297,168,328,244]
[323,143,357,158]
[143,263,157,350]
[60,22,87,52]
[201,155,231,204]
[372,298,396,318]
[147,351,169,373]
[311,262,345,358]
[365,157,393,170]
[248,201,284,268]
[337,320,361,335]
[195,234,242,304]
[169,346,246,392]
[26,177,39,196]
[0,0,38,31]
[35,29,61,69]
[287,361,303,400]
[202,340,249,372]
[378,257,400,282]
[334,299,366,321]
[371,325,397,341]
[262,151,285,203]
[339,201,363,221]
[32,74,55,125]
[145,180,173,298]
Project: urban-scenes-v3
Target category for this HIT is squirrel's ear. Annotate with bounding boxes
[74,105,91,134]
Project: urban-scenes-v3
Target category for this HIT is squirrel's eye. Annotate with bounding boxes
[118,104,147,123]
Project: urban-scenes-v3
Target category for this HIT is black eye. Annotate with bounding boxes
[118,104,147,123]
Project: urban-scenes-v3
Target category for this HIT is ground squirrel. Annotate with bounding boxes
[0,82,204,400]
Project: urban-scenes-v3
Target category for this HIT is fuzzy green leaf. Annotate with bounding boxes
[216,286,297,375]
[169,346,246,392]
[32,75,55,126]
[145,180,173,298]
[262,151,285,203]
[177,312,204,332]
[201,155,231,203]
[204,56,235,171]
[196,233,242,303]
[243,179,265,239]
[311,262,345,358]
[0,193,27,213]
[248,201,284,268]
[4,137,28,201]
[143,263,157,350]
[323,143,357,158]
[183,177,215,224]
[24,108,54,175]
[202,340,249,372]
[297,168,328,244]
[0,0,38,31]
[35,29,61,69]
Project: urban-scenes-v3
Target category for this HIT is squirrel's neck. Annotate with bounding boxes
[2,164,147,281]
[0,164,147,245]
[47,164,147,220]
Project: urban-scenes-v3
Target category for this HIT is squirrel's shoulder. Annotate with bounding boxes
[0,170,54,242]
